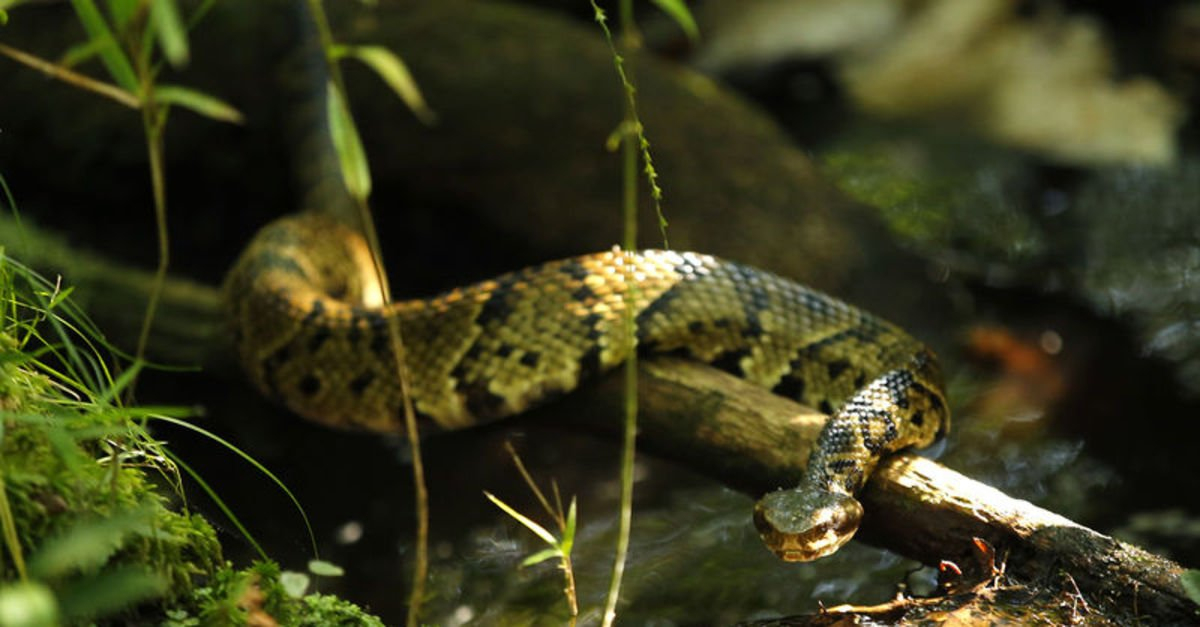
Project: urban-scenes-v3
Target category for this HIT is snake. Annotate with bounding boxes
[223,211,950,561]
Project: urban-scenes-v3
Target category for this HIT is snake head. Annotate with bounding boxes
[753,488,864,562]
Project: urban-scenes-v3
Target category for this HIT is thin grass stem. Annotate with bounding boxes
[304,3,430,623]
[0,43,140,109]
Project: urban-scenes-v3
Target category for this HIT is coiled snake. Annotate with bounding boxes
[224,212,950,561]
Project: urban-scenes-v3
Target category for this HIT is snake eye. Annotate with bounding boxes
[753,488,864,562]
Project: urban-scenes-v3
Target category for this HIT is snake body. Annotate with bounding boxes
[224,212,950,561]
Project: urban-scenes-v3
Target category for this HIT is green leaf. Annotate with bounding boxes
[650,0,699,42]
[308,559,344,577]
[60,39,106,69]
[153,84,243,123]
[69,0,139,92]
[484,491,558,546]
[29,507,155,578]
[150,0,188,67]
[331,44,435,124]
[47,285,75,310]
[520,547,562,568]
[1182,569,1200,605]
[93,359,141,406]
[560,497,577,557]
[0,11,8,26]
[279,571,310,598]
[325,81,372,201]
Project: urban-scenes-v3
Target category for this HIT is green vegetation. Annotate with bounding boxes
[0,1,384,620]
[0,252,209,623]
[485,443,580,625]
[0,250,380,624]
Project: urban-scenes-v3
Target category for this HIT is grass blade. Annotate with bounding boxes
[520,547,561,568]
[93,359,141,406]
[69,0,139,92]
[150,0,189,67]
[484,491,558,546]
[650,0,699,42]
[332,45,435,124]
[560,497,577,557]
[165,450,267,560]
[153,84,242,123]
[325,81,372,201]
[150,415,318,559]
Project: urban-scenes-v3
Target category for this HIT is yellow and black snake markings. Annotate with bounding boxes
[225,212,950,561]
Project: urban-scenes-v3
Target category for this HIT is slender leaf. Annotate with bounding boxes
[150,0,188,67]
[332,44,435,124]
[150,415,318,559]
[93,359,141,406]
[650,0,699,41]
[560,497,577,557]
[69,0,139,92]
[0,10,8,26]
[153,84,242,123]
[484,491,558,546]
[166,450,267,560]
[520,547,562,568]
[325,81,372,200]
[47,285,75,310]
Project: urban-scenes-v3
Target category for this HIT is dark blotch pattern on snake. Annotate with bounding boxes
[224,213,950,561]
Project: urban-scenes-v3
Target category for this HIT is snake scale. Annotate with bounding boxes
[224,212,950,561]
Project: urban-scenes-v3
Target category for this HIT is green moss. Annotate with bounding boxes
[161,560,384,626]
[821,138,1046,267]
[0,328,220,622]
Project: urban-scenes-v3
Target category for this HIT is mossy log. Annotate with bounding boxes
[3,215,1195,623]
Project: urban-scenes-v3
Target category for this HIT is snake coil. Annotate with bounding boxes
[224,212,949,560]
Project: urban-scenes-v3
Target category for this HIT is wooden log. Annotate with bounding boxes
[557,358,1200,623]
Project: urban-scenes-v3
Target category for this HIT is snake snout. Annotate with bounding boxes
[753,488,864,562]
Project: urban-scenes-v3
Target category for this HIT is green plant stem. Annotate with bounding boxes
[131,101,169,397]
[304,3,429,623]
[602,1,640,625]
[0,470,29,581]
